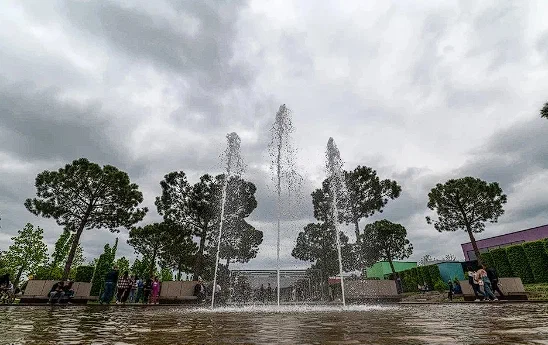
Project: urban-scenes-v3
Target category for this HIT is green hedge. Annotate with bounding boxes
[523,241,548,283]
[480,252,495,269]
[396,264,445,292]
[490,248,514,277]
[75,266,95,283]
[506,245,534,284]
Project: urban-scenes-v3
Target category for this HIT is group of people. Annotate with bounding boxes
[48,280,74,304]
[99,266,162,305]
[466,265,503,301]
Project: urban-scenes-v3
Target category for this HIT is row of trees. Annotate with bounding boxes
[1,158,263,286]
[292,167,509,283]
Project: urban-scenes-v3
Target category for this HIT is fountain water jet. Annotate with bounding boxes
[326,137,346,306]
[212,132,243,308]
[269,104,301,306]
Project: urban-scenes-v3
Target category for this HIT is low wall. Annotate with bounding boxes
[345,280,400,302]
[159,281,198,304]
[459,277,527,300]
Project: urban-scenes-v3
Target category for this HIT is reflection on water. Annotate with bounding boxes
[1,304,548,344]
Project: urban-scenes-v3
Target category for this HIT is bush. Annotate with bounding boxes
[523,240,548,283]
[506,245,534,284]
[33,265,63,280]
[75,266,95,282]
[427,265,443,283]
[480,252,495,269]
[434,279,446,292]
[490,248,513,277]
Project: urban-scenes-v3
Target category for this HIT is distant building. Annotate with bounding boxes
[365,261,417,280]
[461,224,548,261]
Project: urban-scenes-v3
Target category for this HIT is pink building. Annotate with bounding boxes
[461,224,548,261]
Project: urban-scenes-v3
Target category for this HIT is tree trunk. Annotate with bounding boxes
[14,264,25,287]
[193,228,207,281]
[466,225,483,266]
[354,219,360,242]
[388,257,396,276]
[63,216,89,280]
[149,247,157,278]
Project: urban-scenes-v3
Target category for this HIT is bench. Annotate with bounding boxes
[19,280,94,304]
[459,277,528,301]
[345,280,401,302]
[159,281,199,304]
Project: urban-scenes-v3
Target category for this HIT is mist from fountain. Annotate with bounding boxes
[212,132,244,308]
[326,137,347,306]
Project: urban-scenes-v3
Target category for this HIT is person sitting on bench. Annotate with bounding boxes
[63,281,75,303]
[48,281,65,304]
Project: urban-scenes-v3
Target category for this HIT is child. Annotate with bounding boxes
[150,276,160,305]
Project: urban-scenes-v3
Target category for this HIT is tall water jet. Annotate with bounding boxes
[269,104,301,306]
[326,137,346,306]
[212,132,244,308]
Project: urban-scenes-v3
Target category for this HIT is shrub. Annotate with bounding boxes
[427,265,443,283]
[523,240,548,283]
[33,265,63,280]
[75,265,95,282]
[506,245,534,284]
[480,252,495,269]
[434,279,446,292]
[490,248,513,277]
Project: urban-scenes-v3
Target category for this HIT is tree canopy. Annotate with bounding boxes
[541,101,548,119]
[311,166,401,240]
[359,220,413,274]
[426,176,507,264]
[155,172,258,280]
[4,223,48,286]
[25,158,147,279]
[292,222,355,282]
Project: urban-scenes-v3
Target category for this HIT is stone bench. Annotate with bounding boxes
[159,281,199,304]
[345,280,401,302]
[19,280,94,304]
[458,277,528,301]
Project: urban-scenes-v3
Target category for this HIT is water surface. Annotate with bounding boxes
[2,304,548,344]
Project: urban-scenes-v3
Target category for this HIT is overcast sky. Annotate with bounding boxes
[1,0,548,271]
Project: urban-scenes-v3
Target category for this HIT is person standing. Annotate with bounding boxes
[150,276,161,304]
[116,271,131,304]
[467,267,484,301]
[100,266,119,304]
[486,266,504,299]
[259,284,265,303]
[194,277,206,303]
[477,266,497,301]
[447,280,454,302]
[143,278,152,304]
[266,283,272,302]
[128,275,137,303]
[134,277,144,303]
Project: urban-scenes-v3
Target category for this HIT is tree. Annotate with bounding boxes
[426,177,507,265]
[214,218,263,268]
[128,222,171,278]
[90,238,118,296]
[158,224,197,281]
[25,158,147,279]
[160,267,173,282]
[359,220,413,275]
[49,229,85,277]
[114,256,130,275]
[131,256,155,280]
[311,166,401,240]
[292,222,355,285]
[4,223,48,286]
[155,172,258,280]
[541,101,548,119]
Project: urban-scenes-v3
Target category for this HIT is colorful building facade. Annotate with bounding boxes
[461,224,548,261]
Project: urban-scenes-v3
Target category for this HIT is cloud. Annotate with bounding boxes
[1,0,548,272]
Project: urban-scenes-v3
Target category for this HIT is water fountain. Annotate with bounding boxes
[326,137,346,306]
[211,132,244,308]
[269,104,301,306]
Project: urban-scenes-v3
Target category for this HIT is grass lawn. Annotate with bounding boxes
[524,283,548,300]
